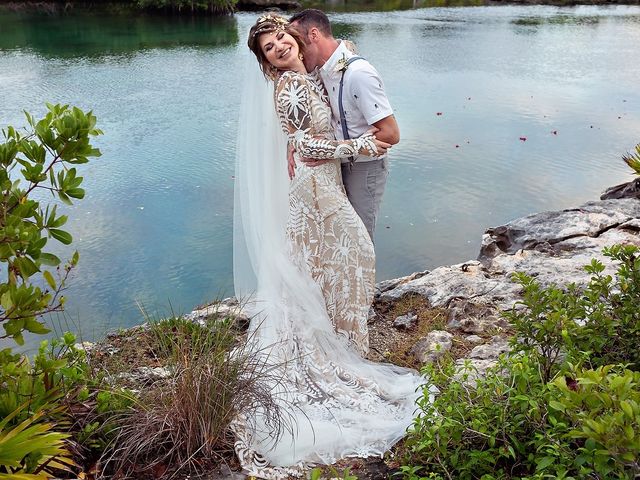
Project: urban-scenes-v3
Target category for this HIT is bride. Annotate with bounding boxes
[232,13,433,479]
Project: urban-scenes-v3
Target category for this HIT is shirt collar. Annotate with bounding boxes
[319,40,352,78]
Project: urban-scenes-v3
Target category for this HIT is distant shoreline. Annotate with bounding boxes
[1,0,638,16]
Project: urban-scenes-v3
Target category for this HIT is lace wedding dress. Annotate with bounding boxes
[232,63,433,479]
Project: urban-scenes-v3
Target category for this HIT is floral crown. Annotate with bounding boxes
[251,13,289,38]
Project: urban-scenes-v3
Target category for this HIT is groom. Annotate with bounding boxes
[289,9,400,242]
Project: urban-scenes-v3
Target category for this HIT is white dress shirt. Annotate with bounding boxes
[319,41,393,163]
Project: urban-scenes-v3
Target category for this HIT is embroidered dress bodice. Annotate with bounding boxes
[274,70,376,352]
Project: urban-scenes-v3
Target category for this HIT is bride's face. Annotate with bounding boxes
[259,30,301,71]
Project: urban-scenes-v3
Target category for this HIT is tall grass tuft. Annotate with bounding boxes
[100,314,284,478]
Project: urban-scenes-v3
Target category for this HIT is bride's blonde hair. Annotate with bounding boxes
[247,13,306,80]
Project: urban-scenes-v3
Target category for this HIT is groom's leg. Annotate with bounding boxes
[341,158,389,242]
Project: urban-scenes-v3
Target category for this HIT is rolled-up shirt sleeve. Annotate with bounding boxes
[349,67,394,125]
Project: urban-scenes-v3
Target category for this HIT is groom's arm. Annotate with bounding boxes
[372,114,400,145]
[351,67,400,145]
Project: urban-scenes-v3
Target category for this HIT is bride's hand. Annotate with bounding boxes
[365,127,391,156]
[373,137,391,156]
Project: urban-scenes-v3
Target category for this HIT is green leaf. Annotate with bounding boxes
[620,400,633,419]
[49,229,72,245]
[14,257,39,278]
[548,400,566,412]
[38,253,61,267]
[66,188,84,199]
[43,270,56,290]
[57,191,72,206]
[624,425,634,441]
[13,332,24,345]
[25,318,50,335]
[536,456,556,471]
[0,291,13,310]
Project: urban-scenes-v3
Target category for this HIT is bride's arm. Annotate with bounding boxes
[275,71,378,160]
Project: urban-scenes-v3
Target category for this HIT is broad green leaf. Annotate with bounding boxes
[535,454,556,471]
[38,253,60,267]
[24,318,49,335]
[14,257,39,278]
[49,229,72,245]
[620,400,633,419]
[548,400,566,412]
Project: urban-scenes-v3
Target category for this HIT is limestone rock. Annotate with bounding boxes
[115,366,171,386]
[465,335,484,344]
[380,198,640,338]
[393,312,417,330]
[74,341,96,352]
[375,270,429,298]
[454,358,499,387]
[479,199,640,262]
[185,297,250,328]
[601,178,640,200]
[469,336,510,360]
[410,330,453,364]
[367,306,378,324]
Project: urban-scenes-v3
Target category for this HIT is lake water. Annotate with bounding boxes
[1,5,639,349]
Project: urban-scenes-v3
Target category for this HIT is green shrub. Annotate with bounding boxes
[403,354,573,480]
[0,331,133,468]
[550,365,640,478]
[401,246,640,479]
[135,0,236,14]
[506,244,640,373]
[0,103,101,346]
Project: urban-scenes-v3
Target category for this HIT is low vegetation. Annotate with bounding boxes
[400,245,640,480]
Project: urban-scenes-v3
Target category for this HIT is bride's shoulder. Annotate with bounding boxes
[276,70,311,87]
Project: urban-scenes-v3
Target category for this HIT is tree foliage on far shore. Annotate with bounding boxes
[2,0,238,15]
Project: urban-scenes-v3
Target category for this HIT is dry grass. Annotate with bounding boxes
[368,293,479,369]
[368,293,448,369]
[97,316,286,479]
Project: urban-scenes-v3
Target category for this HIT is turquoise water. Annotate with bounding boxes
[1,6,639,348]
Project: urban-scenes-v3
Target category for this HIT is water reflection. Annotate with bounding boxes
[0,11,238,57]
[303,0,483,13]
[333,23,364,39]
[511,14,601,29]
[1,6,639,353]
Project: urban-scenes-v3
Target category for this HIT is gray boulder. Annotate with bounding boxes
[410,330,453,364]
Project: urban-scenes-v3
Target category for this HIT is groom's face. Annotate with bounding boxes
[290,22,321,71]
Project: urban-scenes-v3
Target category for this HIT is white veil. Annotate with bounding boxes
[232,54,336,340]
[233,53,289,301]
[232,43,434,478]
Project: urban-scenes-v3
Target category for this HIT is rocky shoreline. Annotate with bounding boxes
[184,182,640,380]
[85,180,640,479]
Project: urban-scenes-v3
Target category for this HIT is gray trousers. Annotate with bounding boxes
[341,158,389,242]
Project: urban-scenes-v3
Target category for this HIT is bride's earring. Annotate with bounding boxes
[298,53,304,61]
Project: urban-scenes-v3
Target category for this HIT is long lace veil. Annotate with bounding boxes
[233,54,289,301]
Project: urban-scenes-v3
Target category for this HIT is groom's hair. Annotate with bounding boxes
[289,9,333,38]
